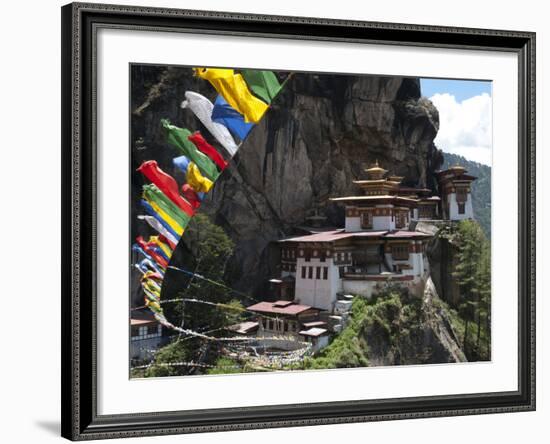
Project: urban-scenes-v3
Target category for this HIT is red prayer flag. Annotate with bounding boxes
[136,236,169,269]
[137,160,195,216]
[188,131,228,171]
[181,184,202,209]
[158,234,177,250]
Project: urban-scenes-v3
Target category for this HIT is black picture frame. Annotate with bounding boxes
[61,2,536,440]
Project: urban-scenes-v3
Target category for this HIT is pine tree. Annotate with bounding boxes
[453,220,491,360]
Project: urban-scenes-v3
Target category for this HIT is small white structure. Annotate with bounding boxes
[130,310,163,361]
[299,327,330,353]
[437,165,476,221]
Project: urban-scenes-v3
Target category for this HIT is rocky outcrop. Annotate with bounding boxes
[418,221,462,307]
[362,278,466,366]
[131,66,444,296]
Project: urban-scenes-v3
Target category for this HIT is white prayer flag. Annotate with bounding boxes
[181,91,239,156]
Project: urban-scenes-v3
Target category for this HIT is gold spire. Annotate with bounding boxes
[365,160,387,180]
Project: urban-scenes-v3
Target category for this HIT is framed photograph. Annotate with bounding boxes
[61,2,535,440]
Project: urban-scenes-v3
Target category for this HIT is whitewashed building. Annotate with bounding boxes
[271,162,440,312]
[437,165,476,221]
[247,161,476,351]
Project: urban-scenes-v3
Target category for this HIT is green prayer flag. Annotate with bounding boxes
[241,70,282,104]
[161,119,219,181]
[143,184,191,229]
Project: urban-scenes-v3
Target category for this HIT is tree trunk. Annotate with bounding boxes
[475,313,482,360]
[463,319,469,357]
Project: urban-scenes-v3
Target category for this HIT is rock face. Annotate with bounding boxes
[363,278,466,366]
[203,73,443,294]
[131,66,443,295]
[415,221,462,307]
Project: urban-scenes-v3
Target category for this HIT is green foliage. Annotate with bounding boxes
[143,214,242,378]
[144,339,193,378]
[184,213,235,279]
[222,299,248,326]
[452,220,491,360]
[206,357,243,375]
[302,297,371,369]
[164,213,237,334]
[303,282,428,369]
[442,152,491,238]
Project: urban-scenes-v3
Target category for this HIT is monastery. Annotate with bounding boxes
[244,162,477,352]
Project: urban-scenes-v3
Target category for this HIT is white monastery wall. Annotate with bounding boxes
[448,193,474,220]
[372,214,395,231]
[345,216,361,232]
[295,258,339,310]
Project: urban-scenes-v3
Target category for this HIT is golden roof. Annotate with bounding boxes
[364,160,388,180]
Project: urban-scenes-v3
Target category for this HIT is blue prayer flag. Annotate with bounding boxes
[173,155,190,175]
[211,95,255,141]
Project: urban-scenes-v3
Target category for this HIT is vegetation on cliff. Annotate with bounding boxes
[300,281,465,370]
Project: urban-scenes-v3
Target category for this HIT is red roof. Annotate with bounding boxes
[247,301,314,315]
[280,230,388,243]
[130,309,157,326]
[280,229,432,243]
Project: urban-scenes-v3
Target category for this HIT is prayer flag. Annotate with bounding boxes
[181,183,202,209]
[137,236,169,268]
[149,235,173,259]
[173,155,190,175]
[186,162,214,193]
[181,91,238,156]
[137,215,179,248]
[161,119,219,181]
[137,160,195,216]
[194,68,268,123]
[241,70,282,104]
[211,95,254,140]
[188,131,228,171]
[142,184,191,229]
[140,200,182,238]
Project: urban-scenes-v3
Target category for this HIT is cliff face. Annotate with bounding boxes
[201,73,443,293]
[131,66,443,295]
[361,278,466,366]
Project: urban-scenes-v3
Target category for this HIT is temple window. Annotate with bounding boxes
[361,211,373,229]
[395,212,406,228]
[323,267,328,280]
[456,187,467,203]
[392,244,409,261]
[316,267,321,279]
[301,266,306,279]
[308,266,313,279]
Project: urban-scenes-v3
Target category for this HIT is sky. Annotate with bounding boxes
[420,78,492,166]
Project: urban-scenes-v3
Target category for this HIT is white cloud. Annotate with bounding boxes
[429,92,492,166]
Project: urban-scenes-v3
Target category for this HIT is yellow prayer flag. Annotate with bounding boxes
[144,196,185,236]
[149,235,173,258]
[194,68,268,123]
[186,162,214,193]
